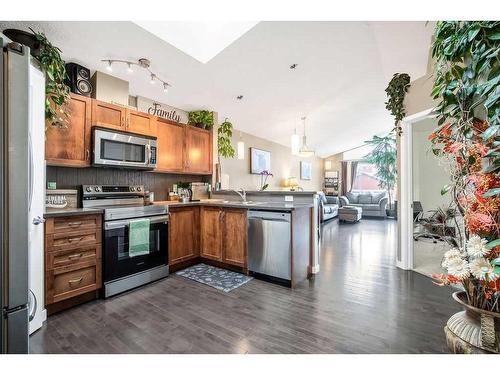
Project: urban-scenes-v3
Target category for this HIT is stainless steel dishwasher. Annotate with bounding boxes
[247,210,291,281]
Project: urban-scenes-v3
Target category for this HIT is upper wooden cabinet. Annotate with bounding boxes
[200,207,223,261]
[185,126,212,174]
[221,209,247,267]
[91,99,127,130]
[156,119,185,173]
[45,93,92,167]
[45,95,213,174]
[126,109,156,136]
[168,207,199,265]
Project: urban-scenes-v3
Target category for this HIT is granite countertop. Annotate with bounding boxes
[44,207,104,218]
[153,199,313,211]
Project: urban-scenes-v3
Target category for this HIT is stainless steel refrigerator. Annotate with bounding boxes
[1,34,46,353]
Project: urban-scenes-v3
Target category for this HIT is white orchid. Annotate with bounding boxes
[469,258,498,281]
[466,235,490,258]
[446,257,470,280]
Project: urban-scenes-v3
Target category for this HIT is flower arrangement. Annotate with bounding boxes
[429,21,500,312]
[259,170,273,191]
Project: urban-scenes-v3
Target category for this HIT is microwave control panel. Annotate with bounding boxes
[150,146,157,165]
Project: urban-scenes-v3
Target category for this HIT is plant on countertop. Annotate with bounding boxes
[188,110,214,130]
[363,133,397,212]
[385,73,411,136]
[259,170,273,191]
[30,28,71,129]
[428,21,500,315]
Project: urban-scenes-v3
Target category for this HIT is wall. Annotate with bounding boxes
[215,127,324,192]
[411,118,451,211]
[46,167,210,202]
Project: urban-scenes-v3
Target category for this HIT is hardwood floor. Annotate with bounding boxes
[30,218,457,354]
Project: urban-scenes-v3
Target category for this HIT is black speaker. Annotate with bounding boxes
[65,62,92,97]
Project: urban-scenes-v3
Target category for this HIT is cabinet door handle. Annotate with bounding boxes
[68,277,83,285]
[68,253,83,260]
[67,222,82,227]
[86,149,90,161]
[121,118,125,127]
[67,237,83,243]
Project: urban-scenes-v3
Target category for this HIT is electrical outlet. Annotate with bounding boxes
[285,195,294,202]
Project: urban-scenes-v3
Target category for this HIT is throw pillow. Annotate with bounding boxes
[358,194,372,204]
[345,192,359,203]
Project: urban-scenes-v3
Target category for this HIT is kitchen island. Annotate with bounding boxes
[154,198,313,287]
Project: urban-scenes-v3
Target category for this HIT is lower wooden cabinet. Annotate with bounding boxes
[200,207,247,267]
[168,207,199,265]
[221,209,247,267]
[44,214,102,306]
[200,207,223,261]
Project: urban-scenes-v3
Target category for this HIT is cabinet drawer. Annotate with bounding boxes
[46,228,101,253]
[46,214,101,234]
[46,263,101,304]
[46,244,101,270]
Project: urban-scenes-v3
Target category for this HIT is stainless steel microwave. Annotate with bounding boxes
[92,127,157,170]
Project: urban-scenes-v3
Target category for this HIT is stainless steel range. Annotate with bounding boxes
[83,185,169,298]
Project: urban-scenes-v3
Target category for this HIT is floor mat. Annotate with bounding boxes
[175,263,253,292]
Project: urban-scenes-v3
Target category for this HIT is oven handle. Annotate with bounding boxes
[104,215,169,230]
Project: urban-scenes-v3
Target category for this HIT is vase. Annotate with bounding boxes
[445,291,500,354]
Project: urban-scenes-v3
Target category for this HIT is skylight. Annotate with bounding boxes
[133,21,258,64]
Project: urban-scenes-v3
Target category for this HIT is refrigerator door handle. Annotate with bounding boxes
[28,132,33,210]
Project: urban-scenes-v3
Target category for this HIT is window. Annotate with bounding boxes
[352,162,383,191]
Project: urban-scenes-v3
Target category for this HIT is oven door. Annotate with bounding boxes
[93,127,157,169]
[103,215,168,282]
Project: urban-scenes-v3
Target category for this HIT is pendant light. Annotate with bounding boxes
[299,117,315,157]
[291,125,300,155]
[237,132,245,160]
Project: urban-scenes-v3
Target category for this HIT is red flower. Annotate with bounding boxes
[440,123,452,137]
[428,132,438,141]
[443,142,463,154]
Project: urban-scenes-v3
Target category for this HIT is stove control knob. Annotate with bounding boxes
[85,187,91,192]
[94,186,100,192]
[137,187,142,192]
[130,187,135,192]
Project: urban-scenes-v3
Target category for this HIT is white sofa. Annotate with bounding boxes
[339,190,388,218]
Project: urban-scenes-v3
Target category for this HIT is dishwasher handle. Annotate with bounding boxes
[248,217,290,223]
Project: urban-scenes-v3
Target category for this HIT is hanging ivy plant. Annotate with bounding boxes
[385,73,411,136]
[30,28,71,128]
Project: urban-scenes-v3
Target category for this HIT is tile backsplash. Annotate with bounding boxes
[46,166,211,202]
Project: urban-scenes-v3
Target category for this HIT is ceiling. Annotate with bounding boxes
[0,21,434,157]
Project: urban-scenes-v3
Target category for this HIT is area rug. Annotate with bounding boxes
[175,263,253,292]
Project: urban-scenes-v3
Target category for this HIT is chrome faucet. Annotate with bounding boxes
[233,188,247,202]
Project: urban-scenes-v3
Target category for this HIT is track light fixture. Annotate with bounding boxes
[101,57,172,93]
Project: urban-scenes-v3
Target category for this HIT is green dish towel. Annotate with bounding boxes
[129,218,150,257]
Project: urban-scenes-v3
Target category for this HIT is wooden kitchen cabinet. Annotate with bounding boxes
[168,207,199,265]
[91,99,127,130]
[185,126,212,174]
[156,119,185,172]
[221,209,247,267]
[200,207,247,267]
[45,213,102,306]
[126,109,156,136]
[45,93,92,167]
[200,207,223,261]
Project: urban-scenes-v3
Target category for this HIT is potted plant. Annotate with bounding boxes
[4,28,70,128]
[363,133,397,217]
[259,170,273,191]
[385,72,411,136]
[429,21,500,354]
[188,110,214,130]
[216,118,236,189]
